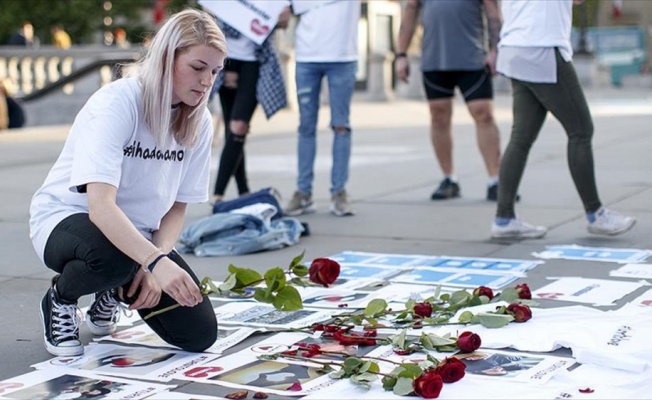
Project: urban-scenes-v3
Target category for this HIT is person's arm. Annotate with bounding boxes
[87,183,202,309]
[276,5,291,30]
[152,201,186,253]
[482,0,502,75]
[0,93,8,130]
[395,0,421,83]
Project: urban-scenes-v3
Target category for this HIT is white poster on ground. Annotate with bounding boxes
[618,286,652,314]
[31,343,219,382]
[532,277,648,306]
[0,368,173,400]
[173,332,340,397]
[610,263,652,279]
[198,0,288,44]
[213,302,334,329]
[95,324,258,355]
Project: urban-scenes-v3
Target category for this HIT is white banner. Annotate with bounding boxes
[199,0,288,45]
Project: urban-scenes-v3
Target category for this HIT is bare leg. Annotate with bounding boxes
[427,98,454,177]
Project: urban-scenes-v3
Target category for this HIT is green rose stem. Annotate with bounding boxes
[268,347,404,381]
[143,252,314,321]
[293,346,404,366]
[142,282,226,321]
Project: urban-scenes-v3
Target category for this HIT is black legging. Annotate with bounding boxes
[43,213,217,352]
[213,59,260,197]
[497,49,602,219]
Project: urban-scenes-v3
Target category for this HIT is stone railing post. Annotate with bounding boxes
[366,52,394,101]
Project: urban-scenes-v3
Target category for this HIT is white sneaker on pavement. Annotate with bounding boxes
[331,190,354,216]
[491,218,547,239]
[587,207,636,236]
[285,191,315,216]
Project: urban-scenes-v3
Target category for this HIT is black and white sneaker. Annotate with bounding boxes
[431,178,461,200]
[39,279,83,356]
[86,289,126,336]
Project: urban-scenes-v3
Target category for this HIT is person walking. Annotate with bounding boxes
[210,6,290,204]
[51,25,72,49]
[395,0,505,201]
[490,0,636,239]
[29,9,225,356]
[284,0,360,217]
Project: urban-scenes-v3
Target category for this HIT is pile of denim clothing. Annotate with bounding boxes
[177,189,305,257]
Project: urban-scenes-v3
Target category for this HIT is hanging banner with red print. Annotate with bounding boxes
[199,0,288,45]
[612,0,623,19]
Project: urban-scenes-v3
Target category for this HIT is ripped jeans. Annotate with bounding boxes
[295,61,357,195]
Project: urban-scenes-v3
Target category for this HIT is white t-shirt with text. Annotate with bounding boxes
[29,77,213,262]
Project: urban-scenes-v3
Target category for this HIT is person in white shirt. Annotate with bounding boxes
[284,0,360,217]
[29,9,226,357]
[490,0,636,240]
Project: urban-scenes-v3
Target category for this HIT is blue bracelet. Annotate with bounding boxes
[147,254,167,273]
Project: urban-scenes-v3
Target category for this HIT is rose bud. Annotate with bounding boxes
[308,258,341,287]
[413,370,443,399]
[434,357,466,383]
[225,391,248,400]
[507,303,532,322]
[413,302,433,318]
[456,331,481,353]
[515,283,532,300]
[473,286,494,300]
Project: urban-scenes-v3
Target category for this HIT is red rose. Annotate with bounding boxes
[515,283,532,300]
[507,303,532,322]
[308,258,340,287]
[434,357,466,383]
[413,370,443,399]
[456,331,481,353]
[414,302,433,318]
[473,286,494,300]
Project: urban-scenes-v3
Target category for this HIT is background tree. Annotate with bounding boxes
[0,0,152,45]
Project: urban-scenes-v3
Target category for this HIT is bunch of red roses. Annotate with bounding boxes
[322,282,535,332]
[264,330,482,399]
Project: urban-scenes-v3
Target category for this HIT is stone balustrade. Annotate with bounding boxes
[0,45,410,127]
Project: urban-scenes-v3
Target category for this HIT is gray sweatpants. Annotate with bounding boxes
[496,49,602,219]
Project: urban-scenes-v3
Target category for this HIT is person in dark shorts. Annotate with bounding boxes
[396,0,506,201]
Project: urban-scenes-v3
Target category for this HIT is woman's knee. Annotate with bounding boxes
[229,120,249,136]
[173,314,218,352]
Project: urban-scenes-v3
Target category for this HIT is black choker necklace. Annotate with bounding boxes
[171,102,182,109]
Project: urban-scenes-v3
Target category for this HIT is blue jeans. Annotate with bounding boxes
[295,61,357,195]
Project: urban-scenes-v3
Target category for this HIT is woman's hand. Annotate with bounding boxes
[151,257,203,307]
[126,268,162,310]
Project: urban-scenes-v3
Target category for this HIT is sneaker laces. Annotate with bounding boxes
[52,301,82,341]
[596,208,622,223]
[89,291,132,323]
[333,190,347,203]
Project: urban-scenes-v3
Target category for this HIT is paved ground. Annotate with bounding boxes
[1,85,651,397]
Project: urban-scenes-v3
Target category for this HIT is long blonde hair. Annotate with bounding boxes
[129,9,226,147]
